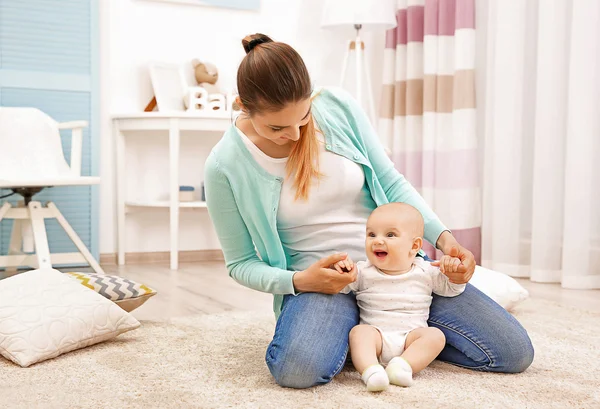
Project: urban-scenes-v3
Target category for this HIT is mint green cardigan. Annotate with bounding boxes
[204,87,447,318]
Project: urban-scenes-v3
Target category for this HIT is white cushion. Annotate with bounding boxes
[469,265,529,311]
[0,269,140,367]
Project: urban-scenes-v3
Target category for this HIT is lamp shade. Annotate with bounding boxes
[321,0,397,31]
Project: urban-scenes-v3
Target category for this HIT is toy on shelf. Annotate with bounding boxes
[185,59,228,112]
[144,60,240,115]
[179,185,195,202]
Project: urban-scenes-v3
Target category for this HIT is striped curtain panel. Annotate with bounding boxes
[379,0,480,262]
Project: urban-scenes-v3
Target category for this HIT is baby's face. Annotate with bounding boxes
[365,211,419,273]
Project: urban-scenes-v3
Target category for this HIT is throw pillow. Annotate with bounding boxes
[66,272,157,312]
[0,269,140,367]
[469,265,530,311]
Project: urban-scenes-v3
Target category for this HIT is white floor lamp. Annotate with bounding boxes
[321,0,397,124]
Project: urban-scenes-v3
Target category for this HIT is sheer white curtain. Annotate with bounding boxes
[479,0,600,289]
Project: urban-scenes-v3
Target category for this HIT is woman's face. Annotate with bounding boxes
[246,99,312,146]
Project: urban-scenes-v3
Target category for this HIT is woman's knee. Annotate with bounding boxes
[479,304,535,373]
[436,327,534,373]
[268,362,329,389]
[266,343,347,389]
[465,324,534,373]
[490,330,535,373]
[430,284,535,373]
[265,293,357,388]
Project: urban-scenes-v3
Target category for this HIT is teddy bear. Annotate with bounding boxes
[192,59,221,95]
[184,59,227,111]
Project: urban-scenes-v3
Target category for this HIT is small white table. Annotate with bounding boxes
[113,112,231,270]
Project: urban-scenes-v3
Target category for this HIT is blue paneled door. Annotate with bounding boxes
[0,0,99,262]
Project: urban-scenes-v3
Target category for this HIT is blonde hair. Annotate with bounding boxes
[286,94,322,200]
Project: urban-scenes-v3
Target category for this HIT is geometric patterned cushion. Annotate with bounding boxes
[65,272,157,312]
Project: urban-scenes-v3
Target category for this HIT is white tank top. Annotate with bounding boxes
[236,123,377,272]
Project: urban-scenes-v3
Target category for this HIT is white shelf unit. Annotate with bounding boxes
[113,112,230,269]
[125,200,208,209]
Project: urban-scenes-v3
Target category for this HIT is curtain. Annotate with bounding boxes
[480,0,600,289]
[379,0,480,262]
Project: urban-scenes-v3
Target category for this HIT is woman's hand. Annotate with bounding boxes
[433,232,476,284]
[293,253,357,294]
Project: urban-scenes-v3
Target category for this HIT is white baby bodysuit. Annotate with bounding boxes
[342,257,466,364]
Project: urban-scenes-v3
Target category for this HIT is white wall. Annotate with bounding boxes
[99,0,387,254]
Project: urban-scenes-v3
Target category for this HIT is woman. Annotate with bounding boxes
[204,33,534,389]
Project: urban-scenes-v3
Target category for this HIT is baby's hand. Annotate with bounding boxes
[438,255,462,276]
[333,256,355,274]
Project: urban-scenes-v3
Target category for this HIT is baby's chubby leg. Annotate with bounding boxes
[386,327,446,387]
[402,327,446,372]
[349,325,389,392]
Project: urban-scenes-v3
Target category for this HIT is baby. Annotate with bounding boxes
[335,202,466,392]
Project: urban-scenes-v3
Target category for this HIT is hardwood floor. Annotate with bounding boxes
[7,260,600,320]
[67,261,273,322]
[516,278,600,313]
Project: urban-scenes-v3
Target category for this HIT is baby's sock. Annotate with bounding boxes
[386,357,414,387]
[361,364,389,392]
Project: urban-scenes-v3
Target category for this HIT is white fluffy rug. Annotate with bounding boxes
[1,298,599,409]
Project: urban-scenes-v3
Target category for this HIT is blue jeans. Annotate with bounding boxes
[265,279,534,388]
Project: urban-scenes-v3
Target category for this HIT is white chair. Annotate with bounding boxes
[0,107,104,274]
